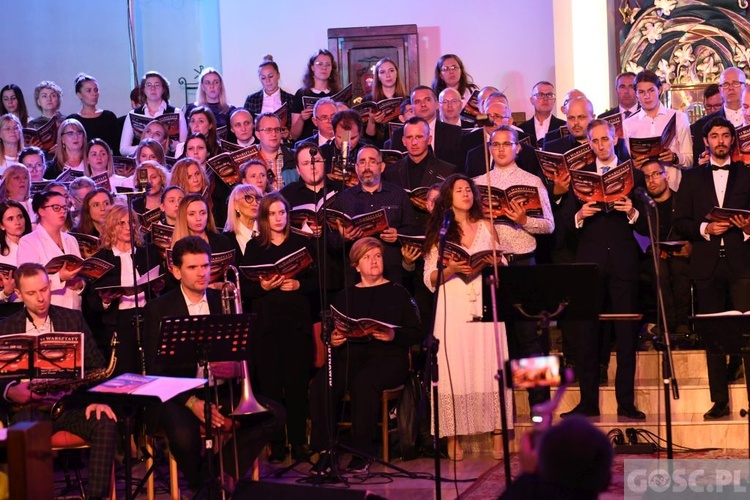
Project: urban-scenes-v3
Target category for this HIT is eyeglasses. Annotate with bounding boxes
[145,82,163,88]
[0,126,18,133]
[705,103,723,112]
[720,81,745,90]
[440,65,459,72]
[25,163,44,172]
[488,141,517,149]
[440,99,461,106]
[41,204,69,213]
[313,61,332,68]
[62,130,84,137]
[258,127,282,134]
[644,171,666,180]
[314,115,332,122]
[533,92,556,100]
[243,194,262,204]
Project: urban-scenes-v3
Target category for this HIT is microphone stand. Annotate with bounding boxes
[641,191,678,459]
[482,130,512,486]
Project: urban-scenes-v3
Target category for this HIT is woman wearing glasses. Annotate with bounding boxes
[68,74,121,155]
[120,71,188,157]
[85,203,164,372]
[17,190,85,310]
[431,54,478,109]
[223,183,262,259]
[43,118,87,179]
[19,146,46,182]
[291,49,341,141]
[0,114,24,174]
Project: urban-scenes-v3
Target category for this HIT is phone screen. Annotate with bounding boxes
[506,355,564,389]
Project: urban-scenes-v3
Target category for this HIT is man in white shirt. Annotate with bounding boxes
[623,69,693,191]
[473,125,554,407]
[228,108,256,148]
[520,81,566,147]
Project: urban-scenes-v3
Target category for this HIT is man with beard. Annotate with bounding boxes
[674,116,750,419]
[639,159,692,338]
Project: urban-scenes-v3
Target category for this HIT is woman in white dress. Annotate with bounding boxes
[423,173,512,460]
[17,190,84,309]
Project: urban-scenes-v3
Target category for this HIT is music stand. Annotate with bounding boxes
[157,313,255,500]
[692,313,750,458]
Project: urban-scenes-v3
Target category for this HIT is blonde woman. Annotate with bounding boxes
[28,80,65,129]
[223,183,262,257]
[44,118,87,179]
[0,163,32,216]
[183,67,236,130]
[0,114,24,174]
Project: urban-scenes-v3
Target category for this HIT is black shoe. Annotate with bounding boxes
[703,402,730,420]
[617,405,646,420]
[268,443,286,464]
[310,451,333,476]
[599,364,609,386]
[346,456,370,473]
[560,404,600,418]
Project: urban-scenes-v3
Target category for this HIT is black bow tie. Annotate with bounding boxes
[711,164,729,171]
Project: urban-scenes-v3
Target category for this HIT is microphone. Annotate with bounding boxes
[309,146,319,158]
[634,187,656,209]
[340,138,350,174]
[439,208,454,241]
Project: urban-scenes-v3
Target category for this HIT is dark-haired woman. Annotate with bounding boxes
[244,56,294,126]
[309,237,422,474]
[242,192,313,463]
[85,203,164,372]
[0,200,32,302]
[72,188,113,238]
[1,84,29,127]
[290,49,341,141]
[18,190,84,309]
[431,54,479,108]
[422,174,510,460]
[120,71,188,156]
[67,74,121,155]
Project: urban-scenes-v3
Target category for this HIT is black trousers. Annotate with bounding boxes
[155,389,285,491]
[12,407,117,498]
[654,255,692,331]
[694,257,750,404]
[504,256,550,407]
[309,345,409,456]
[571,259,639,411]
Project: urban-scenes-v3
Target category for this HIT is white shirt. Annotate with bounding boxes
[534,115,553,144]
[619,105,639,119]
[701,159,731,242]
[233,220,258,257]
[181,285,208,316]
[261,88,283,114]
[427,118,437,150]
[112,246,144,310]
[724,106,744,128]
[623,103,693,191]
[17,225,83,310]
[120,100,188,156]
[472,163,555,254]
[237,137,256,148]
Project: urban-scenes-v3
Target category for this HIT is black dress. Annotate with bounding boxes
[67,111,121,155]
[243,233,314,450]
[309,281,423,454]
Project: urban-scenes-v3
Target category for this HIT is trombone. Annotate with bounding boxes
[214,265,267,485]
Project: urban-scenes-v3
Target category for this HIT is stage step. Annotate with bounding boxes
[510,349,749,450]
[512,413,750,452]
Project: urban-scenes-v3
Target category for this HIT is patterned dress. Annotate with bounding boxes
[424,221,513,437]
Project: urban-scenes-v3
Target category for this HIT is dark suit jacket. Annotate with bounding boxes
[383,150,457,188]
[519,115,566,147]
[294,133,327,150]
[673,162,750,280]
[561,161,646,280]
[143,288,222,384]
[598,106,640,119]
[0,305,106,396]
[462,127,532,154]
[243,89,295,123]
[544,134,631,162]
[690,108,725,164]
[385,120,464,168]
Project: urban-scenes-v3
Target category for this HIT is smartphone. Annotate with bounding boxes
[506,355,567,389]
[137,168,149,188]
